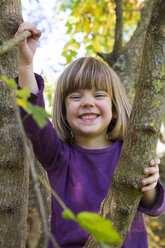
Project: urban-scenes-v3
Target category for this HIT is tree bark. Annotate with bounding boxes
[0,1,29,247]
[0,2,51,248]
[85,0,165,247]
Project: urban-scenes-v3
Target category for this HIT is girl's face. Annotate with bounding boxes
[65,88,113,147]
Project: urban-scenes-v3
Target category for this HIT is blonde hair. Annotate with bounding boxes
[53,56,131,143]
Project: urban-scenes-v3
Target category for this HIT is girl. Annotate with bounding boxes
[16,23,165,248]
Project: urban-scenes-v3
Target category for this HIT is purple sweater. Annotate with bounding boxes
[18,74,165,248]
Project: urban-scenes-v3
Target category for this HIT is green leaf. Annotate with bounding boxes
[62,209,77,221]
[16,87,30,100]
[77,212,122,244]
[1,75,17,89]
[26,102,50,128]
[16,90,50,128]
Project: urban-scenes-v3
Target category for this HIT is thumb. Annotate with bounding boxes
[31,29,42,41]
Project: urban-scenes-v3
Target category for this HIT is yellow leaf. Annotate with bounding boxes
[93,40,101,51]
[17,98,27,111]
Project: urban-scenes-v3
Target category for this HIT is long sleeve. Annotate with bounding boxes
[138,179,165,216]
[15,73,61,170]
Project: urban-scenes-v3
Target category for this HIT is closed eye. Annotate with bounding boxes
[69,95,81,100]
[95,93,107,98]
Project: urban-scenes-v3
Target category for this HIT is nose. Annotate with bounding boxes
[81,94,94,107]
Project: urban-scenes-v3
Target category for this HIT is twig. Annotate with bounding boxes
[97,0,123,66]
[113,0,123,54]
[0,30,31,56]
[26,141,60,248]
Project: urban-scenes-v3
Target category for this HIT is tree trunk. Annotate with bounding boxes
[100,0,165,244]
[0,1,29,247]
[104,0,165,242]
[0,2,51,248]
[84,0,165,247]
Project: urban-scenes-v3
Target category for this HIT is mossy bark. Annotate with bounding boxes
[0,1,29,247]
[84,0,165,247]
[0,1,51,247]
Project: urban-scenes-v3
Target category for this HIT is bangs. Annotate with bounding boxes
[59,57,113,98]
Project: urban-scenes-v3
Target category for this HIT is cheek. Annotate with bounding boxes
[65,102,77,122]
[98,102,112,116]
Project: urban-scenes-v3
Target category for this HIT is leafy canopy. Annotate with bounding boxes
[57,0,142,63]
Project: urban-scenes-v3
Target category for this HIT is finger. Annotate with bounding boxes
[30,29,42,41]
[141,182,157,192]
[144,165,159,175]
[19,22,36,31]
[142,173,159,186]
[150,158,160,166]
[15,22,35,34]
[16,22,41,40]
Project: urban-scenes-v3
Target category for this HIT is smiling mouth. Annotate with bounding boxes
[80,114,99,120]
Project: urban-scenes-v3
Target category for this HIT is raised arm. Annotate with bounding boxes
[16,22,42,94]
[15,23,62,168]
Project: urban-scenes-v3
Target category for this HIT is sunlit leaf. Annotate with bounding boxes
[58,0,141,62]
[1,75,17,89]
[16,87,30,99]
[26,102,50,128]
[77,212,122,244]
[17,98,28,111]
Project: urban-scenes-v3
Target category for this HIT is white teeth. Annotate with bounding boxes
[81,114,97,119]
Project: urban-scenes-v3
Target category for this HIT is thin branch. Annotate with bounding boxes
[97,0,123,65]
[26,141,60,248]
[113,0,123,54]
[0,30,31,56]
